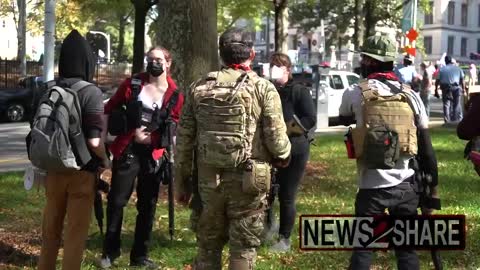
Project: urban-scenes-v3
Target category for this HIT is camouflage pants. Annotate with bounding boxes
[193,165,267,270]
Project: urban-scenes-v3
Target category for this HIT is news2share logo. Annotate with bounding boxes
[299,215,465,250]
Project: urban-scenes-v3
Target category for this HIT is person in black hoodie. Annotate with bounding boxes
[267,53,316,252]
[37,30,110,270]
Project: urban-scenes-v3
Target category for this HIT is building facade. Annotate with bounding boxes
[420,0,480,63]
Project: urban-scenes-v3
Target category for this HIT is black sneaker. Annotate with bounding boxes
[130,258,158,268]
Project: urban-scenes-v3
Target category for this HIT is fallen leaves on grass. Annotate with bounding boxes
[304,161,328,178]
[0,229,41,268]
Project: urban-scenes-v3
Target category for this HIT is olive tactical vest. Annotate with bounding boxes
[352,80,418,168]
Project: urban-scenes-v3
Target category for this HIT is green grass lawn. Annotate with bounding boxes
[1,127,479,269]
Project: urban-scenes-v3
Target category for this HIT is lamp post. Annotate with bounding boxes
[89,31,111,63]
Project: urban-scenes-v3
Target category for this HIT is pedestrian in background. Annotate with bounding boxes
[266,52,316,252]
[420,62,432,117]
[435,55,465,124]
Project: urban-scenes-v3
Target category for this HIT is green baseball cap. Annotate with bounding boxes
[361,35,397,62]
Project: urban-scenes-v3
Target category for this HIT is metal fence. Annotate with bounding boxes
[0,58,132,90]
[0,58,42,88]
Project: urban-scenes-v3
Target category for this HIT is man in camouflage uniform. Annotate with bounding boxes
[175,27,291,270]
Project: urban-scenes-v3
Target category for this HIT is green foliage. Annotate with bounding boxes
[217,0,271,32]
[289,0,432,49]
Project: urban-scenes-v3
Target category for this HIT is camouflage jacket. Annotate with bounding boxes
[175,68,291,194]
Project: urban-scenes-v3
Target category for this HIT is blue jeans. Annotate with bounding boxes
[349,181,420,270]
[441,86,463,123]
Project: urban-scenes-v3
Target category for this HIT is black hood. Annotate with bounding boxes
[58,29,95,82]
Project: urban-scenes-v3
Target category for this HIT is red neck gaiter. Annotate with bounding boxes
[367,72,399,81]
[228,64,251,71]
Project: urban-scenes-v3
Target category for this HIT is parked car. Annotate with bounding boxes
[0,87,33,122]
[317,70,360,119]
[0,76,43,122]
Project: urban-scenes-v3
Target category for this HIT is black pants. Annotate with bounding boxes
[277,150,310,239]
[350,181,419,270]
[103,144,161,262]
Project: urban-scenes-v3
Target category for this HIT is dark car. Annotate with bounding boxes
[0,76,43,122]
[0,87,33,122]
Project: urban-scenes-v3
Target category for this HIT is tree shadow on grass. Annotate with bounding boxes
[0,232,40,269]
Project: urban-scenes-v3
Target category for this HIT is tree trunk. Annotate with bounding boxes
[156,0,218,90]
[188,0,218,83]
[156,0,190,89]
[132,1,148,74]
[274,0,289,53]
[117,15,127,62]
[363,0,375,43]
[353,0,361,50]
[17,0,26,77]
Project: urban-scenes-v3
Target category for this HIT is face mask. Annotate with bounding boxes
[147,61,164,77]
[270,65,284,80]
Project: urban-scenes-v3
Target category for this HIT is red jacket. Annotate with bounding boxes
[104,73,184,160]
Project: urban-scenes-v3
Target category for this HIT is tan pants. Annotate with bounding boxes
[38,170,95,270]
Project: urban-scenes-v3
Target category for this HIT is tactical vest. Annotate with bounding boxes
[192,71,259,168]
[352,80,418,169]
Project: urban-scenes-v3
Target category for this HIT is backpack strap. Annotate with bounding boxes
[165,90,179,117]
[68,80,94,167]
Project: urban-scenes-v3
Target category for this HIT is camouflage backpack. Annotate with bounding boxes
[352,80,418,169]
[192,71,259,168]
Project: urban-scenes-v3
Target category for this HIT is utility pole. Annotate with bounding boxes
[43,0,55,81]
[18,0,27,77]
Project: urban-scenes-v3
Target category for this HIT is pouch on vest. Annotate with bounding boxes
[242,159,271,195]
[363,125,400,169]
[107,78,143,135]
[108,105,128,135]
[352,80,418,167]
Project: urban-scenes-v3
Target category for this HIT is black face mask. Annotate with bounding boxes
[361,63,376,79]
[147,61,164,77]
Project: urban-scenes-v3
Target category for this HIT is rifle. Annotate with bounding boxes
[165,119,176,240]
[266,167,279,229]
[413,158,442,270]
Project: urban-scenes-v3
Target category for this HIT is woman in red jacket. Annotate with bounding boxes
[100,46,184,268]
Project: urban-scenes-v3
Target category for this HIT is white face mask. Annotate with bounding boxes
[270,65,285,80]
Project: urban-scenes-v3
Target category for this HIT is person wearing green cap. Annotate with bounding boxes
[339,34,439,270]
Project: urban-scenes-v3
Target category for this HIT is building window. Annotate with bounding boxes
[448,1,455,25]
[461,4,468,26]
[448,36,455,55]
[461,37,467,57]
[424,36,433,55]
[424,1,434,24]
[477,39,480,53]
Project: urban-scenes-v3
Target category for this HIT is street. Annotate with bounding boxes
[0,98,446,173]
[0,122,31,173]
